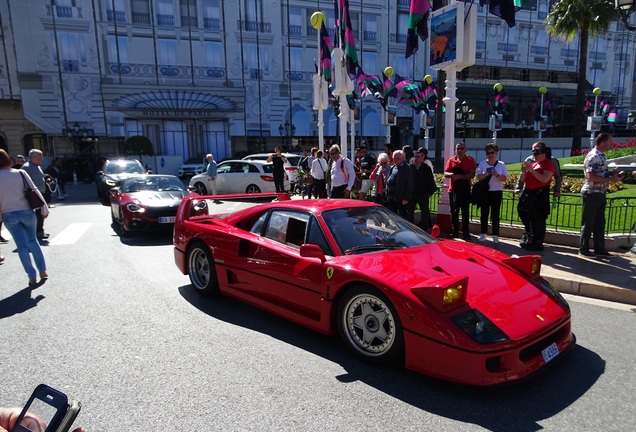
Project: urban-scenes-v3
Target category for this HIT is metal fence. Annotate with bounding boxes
[428,190,636,235]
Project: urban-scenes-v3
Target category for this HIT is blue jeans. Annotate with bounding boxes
[2,209,46,279]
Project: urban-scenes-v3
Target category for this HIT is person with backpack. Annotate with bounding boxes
[327,144,356,199]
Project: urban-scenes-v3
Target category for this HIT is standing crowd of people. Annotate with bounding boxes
[293,143,438,232]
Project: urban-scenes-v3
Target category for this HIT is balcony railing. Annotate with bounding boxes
[390,33,407,44]
[589,51,607,61]
[238,20,271,33]
[156,14,175,26]
[132,12,150,24]
[561,48,578,58]
[108,62,227,80]
[203,17,220,29]
[531,46,549,55]
[476,41,486,50]
[249,68,263,80]
[56,6,72,18]
[286,71,313,82]
[289,25,303,36]
[362,31,377,42]
[107,10,126,23]
[62,60,79,73]
[498,43,518,52]
[181,16,198,27]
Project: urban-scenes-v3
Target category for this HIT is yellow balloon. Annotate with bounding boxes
[494,82,503,92]
[384,66,394,78]
[424,74,433,84]
[310,11,325,29]
[538,86,548,94]
[593,87,602,96]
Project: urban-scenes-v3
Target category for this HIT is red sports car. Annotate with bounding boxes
[110,174,190,235]
[173,193,575,386]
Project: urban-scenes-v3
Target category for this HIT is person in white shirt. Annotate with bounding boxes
[475,143,508,244]
[328,144,356,199]
[310,150,328,198]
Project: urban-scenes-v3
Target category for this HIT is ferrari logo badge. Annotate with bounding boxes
[326,267,334,279]
[536,314,544,321]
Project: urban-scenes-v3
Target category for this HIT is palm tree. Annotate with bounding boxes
[545,0,615,155]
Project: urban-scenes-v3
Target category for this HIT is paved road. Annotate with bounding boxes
[1,188,635,431]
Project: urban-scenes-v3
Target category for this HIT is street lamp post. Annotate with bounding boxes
[63,122,96,156]
[455,101,474,145]
[278,120,295,150]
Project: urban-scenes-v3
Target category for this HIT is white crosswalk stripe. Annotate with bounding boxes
[48,223,93,245]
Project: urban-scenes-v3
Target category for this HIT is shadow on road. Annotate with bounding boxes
[0,286,45,319]
[178,284,604,431]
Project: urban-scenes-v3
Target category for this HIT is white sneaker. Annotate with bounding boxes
[492,235,500,244]
[478,234,487,242]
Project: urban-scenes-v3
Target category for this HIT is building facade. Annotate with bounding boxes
[0,0,634,162]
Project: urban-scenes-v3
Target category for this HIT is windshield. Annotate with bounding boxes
[322,206,436,255]
[124,176,185,193]
[105,161,146,175]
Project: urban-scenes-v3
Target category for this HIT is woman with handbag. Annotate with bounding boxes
[475,143,508,244]
[517,141,554,251]
[0,149,49,286]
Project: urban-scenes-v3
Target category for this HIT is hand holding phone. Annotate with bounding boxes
[9,385,81,432]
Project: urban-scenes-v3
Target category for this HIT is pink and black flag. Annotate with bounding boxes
[338,0,359,78]
[319,21,334,82]
[405,0,432,59]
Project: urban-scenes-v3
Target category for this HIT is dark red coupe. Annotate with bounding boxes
[173,193,575,386]
[110,174,190,235]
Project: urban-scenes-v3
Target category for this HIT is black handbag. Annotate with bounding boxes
[20,171,46,209]
[470,177,490,207]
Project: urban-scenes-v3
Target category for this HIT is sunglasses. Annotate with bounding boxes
[456,147,466,151]
[532,149,544,154]
[486,151,496,155]
[329,151,338,156]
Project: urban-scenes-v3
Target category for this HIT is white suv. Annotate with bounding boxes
[178,157,207,179]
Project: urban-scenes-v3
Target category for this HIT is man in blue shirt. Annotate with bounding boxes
[205,153,218,195]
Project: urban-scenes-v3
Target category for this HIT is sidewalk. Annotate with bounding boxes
[478,236,636,306]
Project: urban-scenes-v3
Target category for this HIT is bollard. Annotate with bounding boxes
[73,170,78,185]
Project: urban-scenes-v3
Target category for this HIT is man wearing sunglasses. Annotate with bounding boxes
[444,143,476,240]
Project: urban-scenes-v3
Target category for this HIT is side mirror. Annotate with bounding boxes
[299,244,326,263]
[109,187,120,195]
[430,224,441,239]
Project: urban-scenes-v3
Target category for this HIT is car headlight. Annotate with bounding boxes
[126,203,146,213]
[451,309,508,344]
[105,179,118,186]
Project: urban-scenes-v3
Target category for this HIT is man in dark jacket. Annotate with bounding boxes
[385,150,413,219]
[410,151,436,230]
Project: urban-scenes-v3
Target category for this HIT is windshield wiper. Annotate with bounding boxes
[344,243,405,254]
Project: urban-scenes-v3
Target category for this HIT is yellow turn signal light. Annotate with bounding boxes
[443,286,463,305]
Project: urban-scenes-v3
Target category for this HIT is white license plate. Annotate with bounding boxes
[541,342,560,364]
[158,216,175,224]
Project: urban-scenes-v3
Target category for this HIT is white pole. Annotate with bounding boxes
[539,92,544,140]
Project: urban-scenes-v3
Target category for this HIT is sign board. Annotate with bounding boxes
[534,115,548,132]
[587,116,602,132]
[429,2,476,72]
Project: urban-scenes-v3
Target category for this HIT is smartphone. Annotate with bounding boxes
[55,400,81,432]
[10,384,79,432]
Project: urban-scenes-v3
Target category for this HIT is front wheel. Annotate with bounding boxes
[193,182,208,195]
[337,286,404,365]
[187,240,219,296]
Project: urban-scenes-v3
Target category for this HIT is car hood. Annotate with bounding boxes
[129,190,189,205]
[105,173,144,182]
[338,240,568,339]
